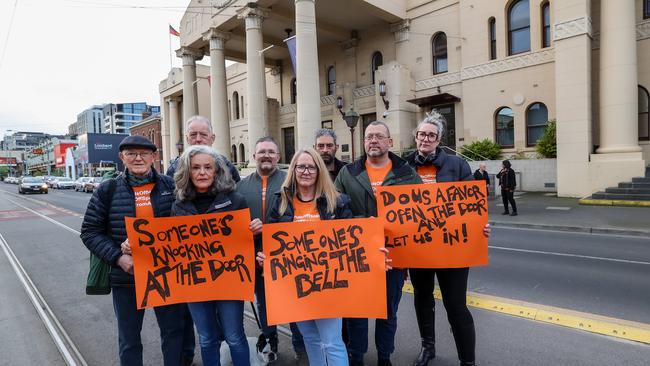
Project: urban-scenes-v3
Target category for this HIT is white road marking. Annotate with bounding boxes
[489,245,650,265]
[546,206,571,210]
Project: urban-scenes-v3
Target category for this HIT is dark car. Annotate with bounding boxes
[19,176,48,194]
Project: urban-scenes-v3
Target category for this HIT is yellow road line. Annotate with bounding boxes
[402,283,650,344]
[579,198,650,207]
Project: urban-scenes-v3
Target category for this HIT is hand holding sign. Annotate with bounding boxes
[376,181,489,268]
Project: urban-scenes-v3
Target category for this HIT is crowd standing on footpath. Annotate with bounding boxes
[81,110,492,366]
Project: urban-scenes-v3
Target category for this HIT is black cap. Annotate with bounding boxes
[118,135,157,152]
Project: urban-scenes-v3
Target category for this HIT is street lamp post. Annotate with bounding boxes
[336,97,360,161]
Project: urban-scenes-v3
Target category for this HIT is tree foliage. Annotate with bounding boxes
[535,120,557,158]
[460,139,502,161]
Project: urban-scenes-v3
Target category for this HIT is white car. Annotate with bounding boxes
[19,176,48,194]
[52,177,75,189]
[74,177,92,191]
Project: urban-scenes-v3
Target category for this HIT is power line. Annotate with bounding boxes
[0,0,19,75]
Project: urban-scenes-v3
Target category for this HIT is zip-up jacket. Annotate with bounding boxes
[171,191,248,217]
[404,147,473,183]
[268,190,353,223]
[80,170,175,286]
[334,152,422,218]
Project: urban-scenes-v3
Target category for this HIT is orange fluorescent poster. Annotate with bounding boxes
[376,181,489,268]
[262,218,387,325]
[125,209,255,309]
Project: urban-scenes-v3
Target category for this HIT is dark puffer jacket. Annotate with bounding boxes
[268,189,353,223]
[80,170,175,286]
[171,191,248,217]
[405,147,473,183]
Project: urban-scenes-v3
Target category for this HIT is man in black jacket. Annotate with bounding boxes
[496,160,517,216]
[473,163,490,193]
[314,128,347,182]
[81,136,184,366]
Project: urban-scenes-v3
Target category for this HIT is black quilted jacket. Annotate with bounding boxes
[80,170,175,286]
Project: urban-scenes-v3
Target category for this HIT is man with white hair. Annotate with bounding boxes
[473,163,490,193]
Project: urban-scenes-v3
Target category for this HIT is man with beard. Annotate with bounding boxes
[334,121,421,366]
[235,137,306,363]
[314,128,347,182]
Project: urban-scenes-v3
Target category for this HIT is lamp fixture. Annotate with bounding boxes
[336,96,345,117]
[379,81,389,110]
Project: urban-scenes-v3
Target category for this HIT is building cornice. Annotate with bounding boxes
[554,16,592,41]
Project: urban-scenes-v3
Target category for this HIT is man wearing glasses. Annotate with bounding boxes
[334,121,421,366]
[235,137,306,363]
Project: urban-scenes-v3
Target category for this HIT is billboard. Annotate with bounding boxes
[54,143,78,167]
[76,133,128,171]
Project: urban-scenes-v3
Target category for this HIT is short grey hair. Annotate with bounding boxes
[315,128,338,145]
[254,136,280,153]
[415,109,446,137]
[366,121,391,137]
[185,115,213,133]
[174,145,234,201]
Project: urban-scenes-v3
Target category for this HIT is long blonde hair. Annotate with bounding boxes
[278,148,339,216]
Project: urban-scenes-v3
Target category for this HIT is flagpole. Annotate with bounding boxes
[168,31,172,69]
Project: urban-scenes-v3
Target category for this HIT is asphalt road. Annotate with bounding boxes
[0,183,648,366]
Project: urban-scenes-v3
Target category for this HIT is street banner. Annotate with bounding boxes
[262,218,387,325]
[125,209,255,309]
[284,35,297,74]
[376,181,489,268]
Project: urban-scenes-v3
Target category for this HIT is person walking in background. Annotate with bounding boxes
[473,163,490,194]
[80,136,184,366]
[235,137,306,363]
[497,159,517,216]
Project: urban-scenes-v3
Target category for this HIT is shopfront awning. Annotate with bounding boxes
[406,93,461,107]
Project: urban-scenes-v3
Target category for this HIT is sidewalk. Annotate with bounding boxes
[487,191,650,237]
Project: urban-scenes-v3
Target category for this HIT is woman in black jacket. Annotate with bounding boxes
[496,159,517,216]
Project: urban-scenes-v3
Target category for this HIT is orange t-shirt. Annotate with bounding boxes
[261,176,268,222]
[133,183,155,218]
[417,165,438,184]
[292,197,320,222]
[365,160,393,194]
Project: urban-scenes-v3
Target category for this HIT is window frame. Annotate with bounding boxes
[639,85,650,141]
[233,91,240,119]
[508,0,531,56]
[525,102,549,147]
[489,17,497,60]
[432,32,448,75]
[495,106,515,149]
[371,51,383,85]
[326,66,336,96]
[290,78,297,104]
[645,0,650,19]
[541,1,551,48]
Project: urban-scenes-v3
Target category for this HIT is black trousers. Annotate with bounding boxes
[501,188,517,213]
[409,267,475,363]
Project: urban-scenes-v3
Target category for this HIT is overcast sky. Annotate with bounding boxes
[0,0,202,139]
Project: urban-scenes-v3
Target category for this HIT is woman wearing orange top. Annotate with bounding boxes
[256,148,353,365]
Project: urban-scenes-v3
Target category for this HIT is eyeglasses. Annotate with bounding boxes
[295,165,318,174]
[123,151,153,159]
[416,131,439,141]
[364,134,389,141]
[255,150,278,157]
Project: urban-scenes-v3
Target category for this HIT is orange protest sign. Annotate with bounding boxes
[262,218,387,325]
[125,209,255,309]
[376,181,489,268]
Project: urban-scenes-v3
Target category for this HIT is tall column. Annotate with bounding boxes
[176,47,203,127]
[295,0,321,149]
[596,0,640,153]
[169,98,181,160]
[238,5,270,155]
[204,29,231,156]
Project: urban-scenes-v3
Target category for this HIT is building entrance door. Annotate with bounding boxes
[432,104,456,153]
[282,127,295,164]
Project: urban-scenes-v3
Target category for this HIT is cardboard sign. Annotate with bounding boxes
[262,218,387,325]
[376,181,489,268]
[125,209,255,309]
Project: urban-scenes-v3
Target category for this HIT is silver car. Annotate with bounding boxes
[74,177,92,191]
[52,177,75,189]
[19,176,48,194]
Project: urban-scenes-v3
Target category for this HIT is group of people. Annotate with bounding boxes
[473,160,518,216]
[81,111,491,366]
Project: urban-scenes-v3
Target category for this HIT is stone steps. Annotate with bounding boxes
[586,165,650,203]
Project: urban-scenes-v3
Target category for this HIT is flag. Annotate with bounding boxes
[207,76,211,87]
[284,35,297,74]
[169,25,180,37]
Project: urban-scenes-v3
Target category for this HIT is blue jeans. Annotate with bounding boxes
[346,269,405,362]
[181,304,196,359]
[111,286,184,366]
[297,318,349,366]
[255,269,305,351]
[188,300,250,366]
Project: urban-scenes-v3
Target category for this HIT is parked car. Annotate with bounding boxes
[74,177,92,191]
[19,176,48,194]
[52,177,75,189]
[83,177,105,193]
[44,176,60,188]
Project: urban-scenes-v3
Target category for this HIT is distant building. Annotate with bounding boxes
[103,102,160,134]
[69,105,105,136]
[129,113,163,172]
[73,133,128,176]
[26,136,77,175]
[2,131,50,151]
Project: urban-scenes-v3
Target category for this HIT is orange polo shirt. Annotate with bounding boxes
[133,183,155,218]
[365,160,392,194]
[292,198,320,222]
[417,165,438,184]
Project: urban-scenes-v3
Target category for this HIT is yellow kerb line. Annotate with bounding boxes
[402,283,650,344]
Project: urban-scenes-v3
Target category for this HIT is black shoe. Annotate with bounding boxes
[501,211,510,215]
[510,212,518,216]
[181,356,194,366]
[378,359,392,366]
[413,347,436,366]
[349,358,365,366]
[460,362,476,366]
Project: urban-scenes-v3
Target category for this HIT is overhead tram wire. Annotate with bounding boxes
[0,0,19,76]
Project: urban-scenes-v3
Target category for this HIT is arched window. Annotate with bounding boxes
[238,143,246,163]
[432,32,448,74]
[541,2,551,48]
[233,91,240,119]
[639,86,650,141]
[526,102,548,146]
[496,107,515,148]
[508,0,530,55]
[290,78,297,104]
[326,66,336,95]
[489,17,497,60]
[371,51,383,84]
[231,145,238,163]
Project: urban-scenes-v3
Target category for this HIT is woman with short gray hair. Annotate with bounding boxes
[171,145,259,366]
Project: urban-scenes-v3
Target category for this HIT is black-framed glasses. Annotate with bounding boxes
[255,150,278,157]
[416,131,439,141]
[123,151,153,159]
[295,165,318,174]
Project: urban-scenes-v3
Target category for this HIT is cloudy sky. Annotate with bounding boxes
[0,0,202,139]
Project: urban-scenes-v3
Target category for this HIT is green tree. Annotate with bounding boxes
[535,120,557,158]
[460,139,502,160]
